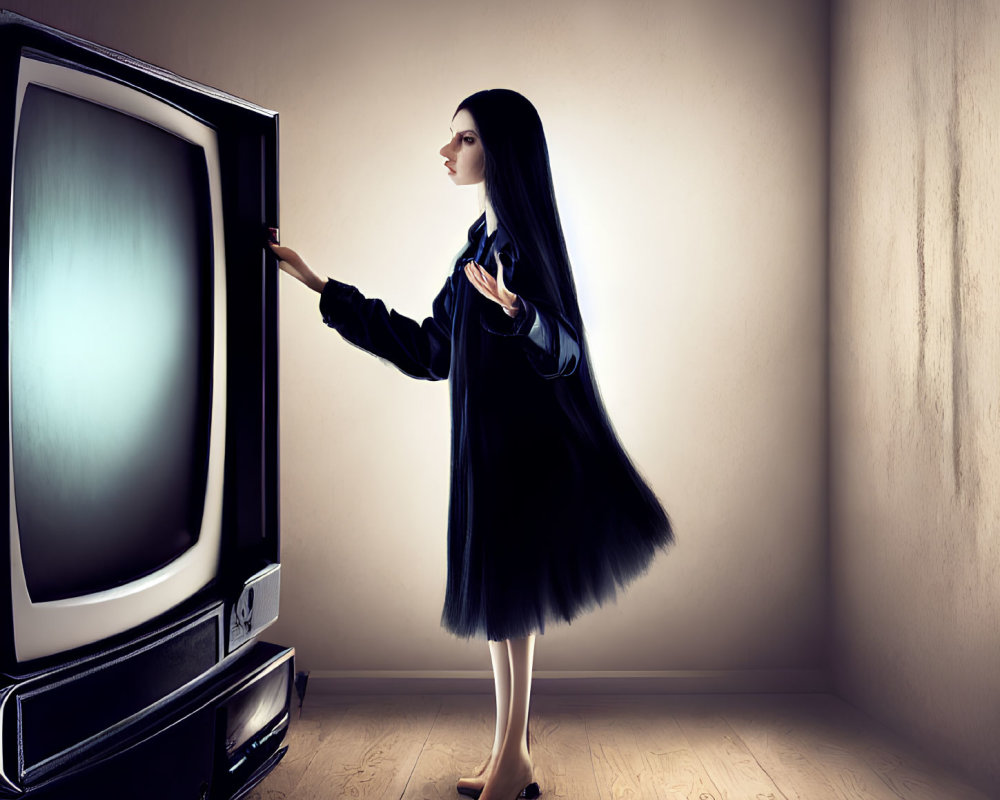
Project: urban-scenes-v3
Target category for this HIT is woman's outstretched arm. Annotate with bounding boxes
[271,243,452,381]
[270,243,327,294]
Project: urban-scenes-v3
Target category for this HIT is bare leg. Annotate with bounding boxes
[478,634,536,800]
[457,640,511,794]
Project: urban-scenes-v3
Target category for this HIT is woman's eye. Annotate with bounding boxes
[463,136,476,145]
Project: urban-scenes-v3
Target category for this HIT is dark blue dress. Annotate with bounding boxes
[319,215,673,640]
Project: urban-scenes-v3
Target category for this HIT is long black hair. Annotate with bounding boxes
[457,89,617,448]
[455,90,581,327]
[452,91,673,620]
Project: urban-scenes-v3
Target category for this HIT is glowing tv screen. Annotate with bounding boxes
[8,56,228,662]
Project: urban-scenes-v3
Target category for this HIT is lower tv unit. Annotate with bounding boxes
[0,593,293,799]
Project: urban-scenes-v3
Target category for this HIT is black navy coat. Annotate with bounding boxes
[319,215,673,640]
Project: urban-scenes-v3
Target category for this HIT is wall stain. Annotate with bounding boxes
[947,6,977,509]
[915,114,926,393]
[911,8,928,402]
[948,28,963,498]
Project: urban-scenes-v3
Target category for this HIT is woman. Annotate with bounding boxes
[272,89,673,800]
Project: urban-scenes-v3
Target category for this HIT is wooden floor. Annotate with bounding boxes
[246,692,993,800]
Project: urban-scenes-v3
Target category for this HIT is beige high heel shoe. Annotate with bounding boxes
[456,722,538,799]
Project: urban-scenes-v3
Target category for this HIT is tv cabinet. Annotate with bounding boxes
[0,599,293,799]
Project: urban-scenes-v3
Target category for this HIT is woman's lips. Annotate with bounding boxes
[445,162,456,173]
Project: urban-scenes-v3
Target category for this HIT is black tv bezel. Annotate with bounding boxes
[0,10,279,677]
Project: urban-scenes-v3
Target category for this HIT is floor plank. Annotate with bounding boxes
[666,696,788,800]
[713,694,902,800]
[528,694,605,800]
[275,695,441,800]
[401,694,496,800]
[584,696,721,800]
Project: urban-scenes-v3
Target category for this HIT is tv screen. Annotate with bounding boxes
[8,55,229,663]
[11,82,214,602]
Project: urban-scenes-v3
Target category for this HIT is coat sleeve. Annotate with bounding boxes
[477,243,581,379]
[480,295,580,379]
[319,276,453,381]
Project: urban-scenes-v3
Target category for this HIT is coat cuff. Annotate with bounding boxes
[319,278,358,325]
[479,297,537,338]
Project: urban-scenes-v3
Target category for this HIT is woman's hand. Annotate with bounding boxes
[465,251,520,317]
[268,242,327,294]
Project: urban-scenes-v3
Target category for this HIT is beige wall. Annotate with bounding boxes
[6,1,830,678]
[830,0,1000,792]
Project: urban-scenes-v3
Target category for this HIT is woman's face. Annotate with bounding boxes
[439,109,485,185]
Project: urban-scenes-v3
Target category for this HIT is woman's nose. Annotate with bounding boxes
[439,142,451,159]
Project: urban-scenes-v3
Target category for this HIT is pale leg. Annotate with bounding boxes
[457,639,512,794]
[478,634,536,800]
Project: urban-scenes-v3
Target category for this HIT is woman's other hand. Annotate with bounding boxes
[465,251,520,317]
[268,242,327,294]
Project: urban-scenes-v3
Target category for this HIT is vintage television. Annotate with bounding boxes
[0,11,291,799]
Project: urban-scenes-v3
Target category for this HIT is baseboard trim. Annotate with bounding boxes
[305,669,832,695]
